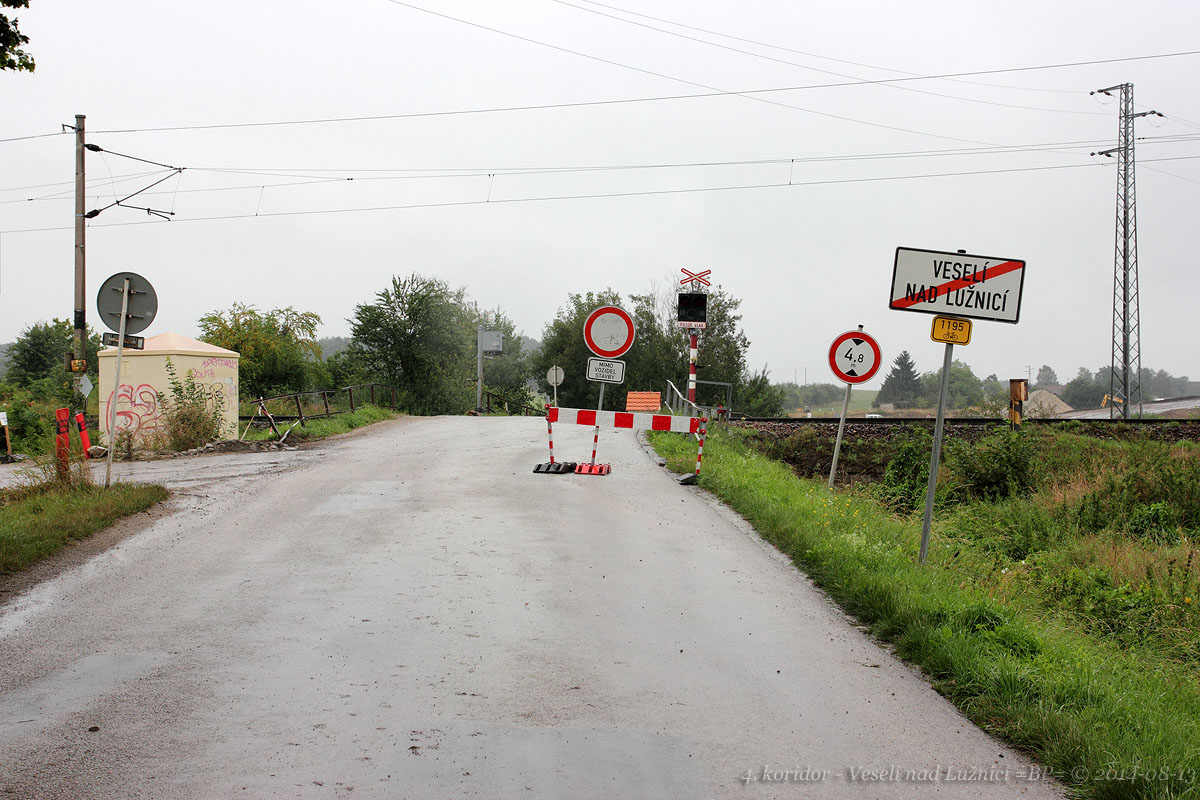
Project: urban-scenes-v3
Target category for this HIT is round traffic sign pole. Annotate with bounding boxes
[827,327,882,489]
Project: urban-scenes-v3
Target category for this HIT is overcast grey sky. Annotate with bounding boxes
[2,0,1198,389]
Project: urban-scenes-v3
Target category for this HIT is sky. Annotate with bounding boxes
[2,0,1198,391]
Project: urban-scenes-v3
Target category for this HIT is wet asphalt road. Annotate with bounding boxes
[0,417,1063,799]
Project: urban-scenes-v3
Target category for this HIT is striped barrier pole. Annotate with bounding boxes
[694,419,708,476]
[589,383,606,468]
[546,413,556,465]
[688,332,698,404]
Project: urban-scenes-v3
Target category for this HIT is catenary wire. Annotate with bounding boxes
[549,0,1109,116]
[4,154,1198,235]
[570,0,1083,95]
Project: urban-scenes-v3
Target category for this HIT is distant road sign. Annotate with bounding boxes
[680,268,712,287]
[583,305,636,359]
[889,247,1025,324]
[546,365,564,387]
[586,357,626,384]
[931,315,972,345]
[828,330,882,385]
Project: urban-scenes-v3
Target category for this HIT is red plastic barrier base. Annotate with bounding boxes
[574,463,611,476]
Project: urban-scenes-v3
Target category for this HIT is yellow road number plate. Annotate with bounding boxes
[931,316,972,345]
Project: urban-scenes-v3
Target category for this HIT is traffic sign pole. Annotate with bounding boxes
[919,341,954,564]
[104,278,130,488]
[826,327,882,487]
[589,383,606,467]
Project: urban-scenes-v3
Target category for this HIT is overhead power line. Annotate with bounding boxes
[2,48,1197,144]
[570,0,1082,96]
[4,154,1197,236]
[550,0,1109,116]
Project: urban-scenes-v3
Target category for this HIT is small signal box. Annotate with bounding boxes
[677,292,707,329]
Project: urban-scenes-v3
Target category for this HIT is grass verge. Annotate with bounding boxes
[650,426,1200,800]
[0,481,168,572]
[241,405,397,442]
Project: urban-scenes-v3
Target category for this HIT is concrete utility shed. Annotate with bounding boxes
[98,332,239,446]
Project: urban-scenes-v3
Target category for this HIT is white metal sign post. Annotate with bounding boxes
[889,247,1025,563]
[827,327,882,488]
[96,271,157,488]
[581,306,635,475]
[546,365,564,407]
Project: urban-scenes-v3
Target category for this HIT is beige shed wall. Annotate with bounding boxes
[98,352,239,446]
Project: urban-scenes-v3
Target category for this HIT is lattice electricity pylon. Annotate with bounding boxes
[1091,83,1161,419]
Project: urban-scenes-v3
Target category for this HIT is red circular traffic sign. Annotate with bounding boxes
[828,330,882,384]
[583,305,636,358]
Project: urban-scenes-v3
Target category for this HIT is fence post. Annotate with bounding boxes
[322,391,331,418]
[349,387,355,412]
[371,384,376,406]
[295,394,305,428]
[391,387,396,410]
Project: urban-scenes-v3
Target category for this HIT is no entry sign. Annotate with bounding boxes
[828,330,882,384]
[889,247,1025,324]
[583,306,636,359]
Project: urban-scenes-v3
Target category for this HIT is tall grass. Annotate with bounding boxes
[1,453,166,572]
[651,426,1200,800]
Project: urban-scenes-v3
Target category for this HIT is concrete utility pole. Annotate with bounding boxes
[1092,84,1160,420]
[73,114,86,381]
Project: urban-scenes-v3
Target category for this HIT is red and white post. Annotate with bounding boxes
[545,414,556,465]
[688,331,698,405]
[693,419,708,477]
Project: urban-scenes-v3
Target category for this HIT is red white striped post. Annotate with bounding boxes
[694,419,708,476]
[545,413,556,465]
[688,332,698,404]
[589,424,601,467]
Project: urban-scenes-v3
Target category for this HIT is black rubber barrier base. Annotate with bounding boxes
[533,462,577,474]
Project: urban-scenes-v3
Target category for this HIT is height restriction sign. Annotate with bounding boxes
[889,246,1025,324]
[828,330,882,385]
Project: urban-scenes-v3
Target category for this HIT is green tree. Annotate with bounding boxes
[875,351,922,407]
[198,304,322,399]
[531,289,624,409]
[737,366,786,417]
[916,360,983,409]
[6,319,101,406]
[473,307,533,400]
[1,1,34,72]
[532,283,755,413]
[1036,365,1059,387]
[349,274,476,415]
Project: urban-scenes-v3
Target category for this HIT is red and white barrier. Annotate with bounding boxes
[547,407,702,434]
[543,406,708,477]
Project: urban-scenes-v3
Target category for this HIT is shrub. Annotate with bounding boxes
[875,429,934,513]
[948,427,1037,500]
[157,359,224,451]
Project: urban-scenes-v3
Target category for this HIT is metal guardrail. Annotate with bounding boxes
[238,383,398,424]
[482,389,543,417]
